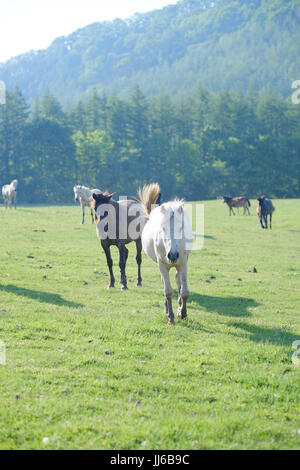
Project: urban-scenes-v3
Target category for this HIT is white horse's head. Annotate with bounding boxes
[11,180,18,190]
[73,185,83,202]
[158,201,185,264]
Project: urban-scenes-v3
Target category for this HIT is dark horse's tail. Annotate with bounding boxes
[138,183,161,216]
[247,199,251,207]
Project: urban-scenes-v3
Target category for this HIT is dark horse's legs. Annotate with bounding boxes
[119,246,129,284]
[118,242,128,290]
[244,205,250,215]
[269,213,272,229]
[102,241,115,288]
[136,238,142,287]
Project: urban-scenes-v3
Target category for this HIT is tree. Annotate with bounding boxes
[0,86,29,183]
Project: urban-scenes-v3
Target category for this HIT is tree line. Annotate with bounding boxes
[0,84,299,204]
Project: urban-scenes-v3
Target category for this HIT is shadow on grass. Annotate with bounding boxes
[194,234,216,240]
[0,284,83,308]
[189,292,258,317]
[229,322,300,346]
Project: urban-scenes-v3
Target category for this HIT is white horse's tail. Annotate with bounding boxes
[138,183,161,216]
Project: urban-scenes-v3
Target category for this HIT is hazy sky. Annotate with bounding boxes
[0,0,178,63]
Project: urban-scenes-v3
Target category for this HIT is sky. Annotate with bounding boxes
[0,0,178,63]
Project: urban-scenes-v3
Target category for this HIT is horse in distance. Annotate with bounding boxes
[257,195,275,229]
[222,196,251,215]
[92,184,161,291]
[139,184,193,325]
[2,179,18,209]
[73,185,101,224]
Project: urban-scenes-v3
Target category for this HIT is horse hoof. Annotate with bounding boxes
[136,283,142,287]
[168,318,175,325]
[121,286,128,291]
[177,310,187,320]
[107,285,115,290]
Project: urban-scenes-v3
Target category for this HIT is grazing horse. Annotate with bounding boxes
[139,185,193,325]
[222,196,251,215]
[73,185,101,224]
[257,195,275,229]
[92,184,161,291]
[2,179,18,209]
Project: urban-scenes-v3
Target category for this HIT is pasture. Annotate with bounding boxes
[0,199,299,450]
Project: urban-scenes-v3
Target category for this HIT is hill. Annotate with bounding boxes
[0,0,299,106]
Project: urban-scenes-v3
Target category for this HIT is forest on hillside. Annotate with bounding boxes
[0,0,299,105]
[0,85,299,203]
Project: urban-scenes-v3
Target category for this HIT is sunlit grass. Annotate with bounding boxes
[0,200,299,449]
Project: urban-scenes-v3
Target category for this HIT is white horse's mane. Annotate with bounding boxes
[157,199,185,221]
[162,199,185,210]
[73,185,90,191]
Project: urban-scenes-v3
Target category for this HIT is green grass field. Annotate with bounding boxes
[0,199,299,450]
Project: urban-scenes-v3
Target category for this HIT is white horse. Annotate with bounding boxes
[73,185,102,224]
[139,184,193,324]
[2,179,18,209]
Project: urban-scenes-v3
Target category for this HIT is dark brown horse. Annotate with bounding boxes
[92,186,161,290]
[222,196,251,215]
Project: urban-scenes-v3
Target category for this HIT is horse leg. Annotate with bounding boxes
[136,239,142,287]
[177,265,189,319]
[81,203,85,224]
[119,246,129,284]
[260,213,265,229]
[91,208,94,224]
[159,261,174,324]
[118,243,128,290]
[102,242,115,289]
[264,214,268,229]
[270,213,272,229]
[176,270,183,316]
